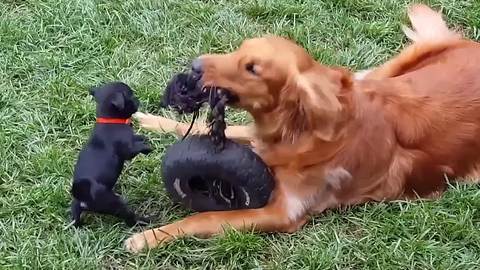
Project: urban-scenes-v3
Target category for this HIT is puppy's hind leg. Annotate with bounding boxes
[91,190,148,227]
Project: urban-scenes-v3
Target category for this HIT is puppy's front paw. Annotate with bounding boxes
[132,142,153,155]
[140,145,153,155]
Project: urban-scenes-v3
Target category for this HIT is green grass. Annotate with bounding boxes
[1,0,480,269]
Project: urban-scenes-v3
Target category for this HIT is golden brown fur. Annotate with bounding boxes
[125,4,480,252]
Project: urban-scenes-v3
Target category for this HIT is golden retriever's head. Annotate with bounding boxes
[192,35,353,141]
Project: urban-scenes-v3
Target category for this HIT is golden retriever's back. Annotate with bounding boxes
[357,40,480,197]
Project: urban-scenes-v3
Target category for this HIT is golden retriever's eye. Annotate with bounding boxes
[245,62,257,75]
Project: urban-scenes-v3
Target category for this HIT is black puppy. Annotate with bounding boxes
[70,82,152,227]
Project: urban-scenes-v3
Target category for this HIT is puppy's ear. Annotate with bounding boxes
[110,91,125,110]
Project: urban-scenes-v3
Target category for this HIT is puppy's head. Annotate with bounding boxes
[90,82,140,118]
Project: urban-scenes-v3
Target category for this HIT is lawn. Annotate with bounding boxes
[1,0,480,269]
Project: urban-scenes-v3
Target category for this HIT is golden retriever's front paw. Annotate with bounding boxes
[124,228,173,253]
[124,232,148,253]
[133,112,159,130]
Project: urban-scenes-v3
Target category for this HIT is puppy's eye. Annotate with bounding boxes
[245,62,257,75]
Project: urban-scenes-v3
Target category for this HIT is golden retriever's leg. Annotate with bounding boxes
[124,186,307,253]
[224,125,254,144]
[133,112,254,144]
[134,112,194,136]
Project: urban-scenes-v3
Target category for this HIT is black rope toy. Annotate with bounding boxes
[160,72,275,212]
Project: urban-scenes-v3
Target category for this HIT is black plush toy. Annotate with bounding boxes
[160,72,275,212]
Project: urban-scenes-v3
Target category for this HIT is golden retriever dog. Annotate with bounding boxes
[125,4,480,253]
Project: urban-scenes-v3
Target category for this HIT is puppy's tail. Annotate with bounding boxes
[402,4,461,42]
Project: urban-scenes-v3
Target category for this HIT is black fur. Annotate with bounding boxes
[160,72,208,113]
[70,82,152,227]
[160,72,238,148]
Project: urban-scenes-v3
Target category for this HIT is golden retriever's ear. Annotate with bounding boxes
[295,70,342,113]
[281,65,352,141]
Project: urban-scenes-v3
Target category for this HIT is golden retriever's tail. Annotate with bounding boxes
[361,4,463,80]
[401,4,461,42]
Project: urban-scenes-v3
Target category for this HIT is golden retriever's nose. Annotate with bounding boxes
[191,58,203,74]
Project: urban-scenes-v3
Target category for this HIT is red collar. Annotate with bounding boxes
[96,117,131,125]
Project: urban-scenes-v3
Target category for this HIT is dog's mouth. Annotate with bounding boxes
[160,72,238,114]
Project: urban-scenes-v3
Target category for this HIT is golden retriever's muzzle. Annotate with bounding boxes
[189,58,239,105]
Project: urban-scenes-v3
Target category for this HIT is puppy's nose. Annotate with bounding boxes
[191,58,203,74]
